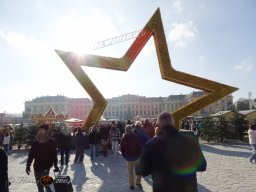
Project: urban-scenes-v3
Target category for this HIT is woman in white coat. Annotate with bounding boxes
[248,122,256,163]
[2,132,10,155]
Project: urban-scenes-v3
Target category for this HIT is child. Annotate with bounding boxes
[101,137,109,157]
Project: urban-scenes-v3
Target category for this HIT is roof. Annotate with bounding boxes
[65,118,84,123]
[210,111,232,117]
[45,107,57,116]
[165,94,186,101]
[238,110,256,116]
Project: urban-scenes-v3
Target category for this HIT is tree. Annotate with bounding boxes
[201,117,216,142]
[216,117,229,142]
[13,125,27,150]
[24,125,38,148]
[230,112,248,141]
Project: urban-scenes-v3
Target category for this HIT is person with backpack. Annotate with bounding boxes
[121,125,143,190]
[136,112,207,192]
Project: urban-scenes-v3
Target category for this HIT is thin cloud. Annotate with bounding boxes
[0,30,49,52]
[173,0,182,13]
[198,56,206,64]
[168,21,198,48]
[235,59,254,72]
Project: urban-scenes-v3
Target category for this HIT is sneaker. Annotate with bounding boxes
[130,186,135,190]
[249,158,255,164]
[136,183,142,188]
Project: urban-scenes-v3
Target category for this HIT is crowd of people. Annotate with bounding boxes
[0,114,207,192]
[2,116,256,191]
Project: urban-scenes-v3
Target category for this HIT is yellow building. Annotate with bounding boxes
[210,111,235,122]
[239,110,256,124]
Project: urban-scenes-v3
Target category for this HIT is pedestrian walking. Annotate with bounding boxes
[2,132,10,155]
[26,124,59,192]
[120,125,142,190]
[57,128,72,166]
[133,121,150,145]
[89,125,101,160]
[248,122,256,163]
[142,119,155,138]
[109,122,122,155]
[136,112,207,192]
[101,136,109,157]
[74,128,85,163]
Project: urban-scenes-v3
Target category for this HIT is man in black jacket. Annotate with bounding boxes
[0,148,9,192]
[74,128,85,163]
[89,125,101,160]
[137,112,207,192]
[26,124,59,192]
[57,128,72,166]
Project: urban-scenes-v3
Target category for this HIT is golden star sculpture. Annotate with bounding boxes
[56,8,238,129]
[56,51,108,131]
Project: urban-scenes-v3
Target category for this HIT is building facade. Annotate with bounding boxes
[24,95,93,120]
[24,92,234,121]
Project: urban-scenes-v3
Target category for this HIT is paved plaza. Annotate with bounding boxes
[7,142,256,192]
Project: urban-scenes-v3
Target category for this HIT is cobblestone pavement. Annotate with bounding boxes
[7,142,256,192]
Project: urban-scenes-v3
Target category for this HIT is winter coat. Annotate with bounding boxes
[142,123,155,138]
[109,128,122,142]
[248,129,256,144]
[0,148,9,192]
[136,126,207,192]
[75,131,85,146]
[120,133,142,161]
[57,132,72,150]
[89,131,101,145]
[133,126,150,145]
[3,135,10,145]
[26,138,58,172]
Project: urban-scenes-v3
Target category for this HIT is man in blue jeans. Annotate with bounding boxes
[26,124,59,192]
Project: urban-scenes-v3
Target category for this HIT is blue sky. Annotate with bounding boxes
[0,0,255,113]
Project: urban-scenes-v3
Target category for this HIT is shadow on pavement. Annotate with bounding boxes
[198,183,211,192]
[71,162,87,192]
[90,151,151,192]
[201,144,251,158]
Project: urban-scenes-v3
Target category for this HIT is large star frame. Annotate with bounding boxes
[56,8,238,129]
[56,52,108,131]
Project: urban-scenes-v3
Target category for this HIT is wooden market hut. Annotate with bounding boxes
[238,110,256,124]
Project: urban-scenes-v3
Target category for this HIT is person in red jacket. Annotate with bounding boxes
[120,125,143,190]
